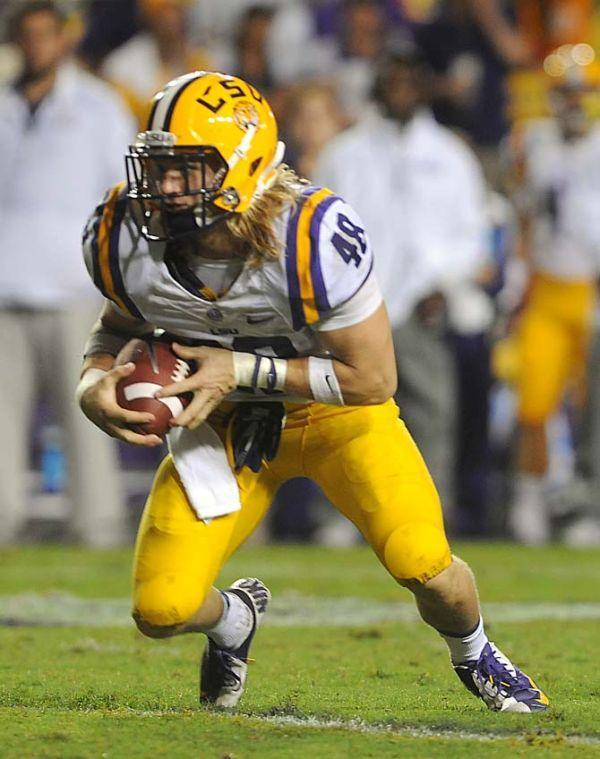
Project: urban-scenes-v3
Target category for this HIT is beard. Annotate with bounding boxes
[195,219,239,258]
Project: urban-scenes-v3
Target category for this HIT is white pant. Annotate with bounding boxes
[0,303,126,546]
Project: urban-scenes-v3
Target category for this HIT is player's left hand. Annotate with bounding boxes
[156,343,236,430]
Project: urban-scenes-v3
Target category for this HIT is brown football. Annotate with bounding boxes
[115,338,192,437]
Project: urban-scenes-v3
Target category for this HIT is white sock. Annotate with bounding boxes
[510,474,549,544]
[440,617,489,664]
[205,591,253,651]
[514,474,545,505]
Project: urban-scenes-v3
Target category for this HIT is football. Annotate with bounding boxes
[115,338,192,437]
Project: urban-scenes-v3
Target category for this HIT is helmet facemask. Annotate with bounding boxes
[126,131,235,241]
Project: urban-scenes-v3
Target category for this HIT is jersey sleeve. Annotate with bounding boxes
[283,188,375,330]
[316,272,382,331]
[81,182,144,319]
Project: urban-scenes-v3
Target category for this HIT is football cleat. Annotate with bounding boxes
[454,642,549,713]
[200,577,270,708]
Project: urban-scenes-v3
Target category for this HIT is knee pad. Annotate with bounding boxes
[133,612,177,639]
[133,573,207,629]
[383,521,451,585]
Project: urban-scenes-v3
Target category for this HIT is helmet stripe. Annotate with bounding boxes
[147,92,162,130]
[149,86,176,131]
[149,71,207,132]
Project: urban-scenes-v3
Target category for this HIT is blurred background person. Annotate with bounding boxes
[419,1,530,126]
[187,0,248,60]
[328,0,386,120]
[79,0,140,71]
[406,0,532,187]
[228,5,275,95]
[100,0,211,128]
[263,0,333,88]
[0,0,135,545]
[282,80,347,179]
[264,0,385,116]
[448,188,516,537]
[316,49,488,521]
[503,46,600,544]
[78,0,138,72]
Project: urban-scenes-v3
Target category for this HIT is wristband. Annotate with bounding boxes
[233,352,287,392]
[75,367,108,405]
[308,356,344,405]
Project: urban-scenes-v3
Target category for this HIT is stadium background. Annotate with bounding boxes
[1,2,600,756]
[1,0,600,547]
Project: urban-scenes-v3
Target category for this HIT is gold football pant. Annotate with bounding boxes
[517,272,595,425]
[133,399,452,628]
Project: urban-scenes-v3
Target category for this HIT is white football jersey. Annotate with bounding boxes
[82,183,381,398]
[521,120,600,280]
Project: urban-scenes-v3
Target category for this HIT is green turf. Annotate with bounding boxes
[2,542,599,601]
[4,708,593,759]
[1,543,600,757]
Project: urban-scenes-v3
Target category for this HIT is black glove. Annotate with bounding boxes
[230,402,286,474]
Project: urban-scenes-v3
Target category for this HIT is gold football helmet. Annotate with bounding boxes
[126,71,284,240]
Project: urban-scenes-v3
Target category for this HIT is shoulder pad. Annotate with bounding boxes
[82,182,143,318]
[284,187,373,330]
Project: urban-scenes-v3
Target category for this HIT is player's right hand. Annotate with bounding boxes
[78,363,163,447]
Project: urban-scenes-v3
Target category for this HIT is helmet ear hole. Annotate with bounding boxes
[249,157,262,177]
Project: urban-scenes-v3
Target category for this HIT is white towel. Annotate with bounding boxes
[167,424,241,521]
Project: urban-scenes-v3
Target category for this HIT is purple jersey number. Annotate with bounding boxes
[331,213,367,268]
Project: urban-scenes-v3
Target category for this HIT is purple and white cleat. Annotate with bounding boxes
[454,642,549,713]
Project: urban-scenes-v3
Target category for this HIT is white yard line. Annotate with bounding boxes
[2,592,600,628]
[7,704,600,747]
[78,708,600,748]
[242,713,600,747]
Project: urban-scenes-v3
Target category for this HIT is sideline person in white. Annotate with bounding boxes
[0,1,135,545]
[315,50,487,515]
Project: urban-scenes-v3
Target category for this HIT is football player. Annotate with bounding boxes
[506,49,600,543]
[77,71,548,712]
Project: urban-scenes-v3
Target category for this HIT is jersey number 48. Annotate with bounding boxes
[331,214,367,268]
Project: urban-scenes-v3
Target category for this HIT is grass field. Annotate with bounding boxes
[1,542,600,757]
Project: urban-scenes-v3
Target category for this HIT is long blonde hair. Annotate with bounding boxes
[226,165,308,266]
